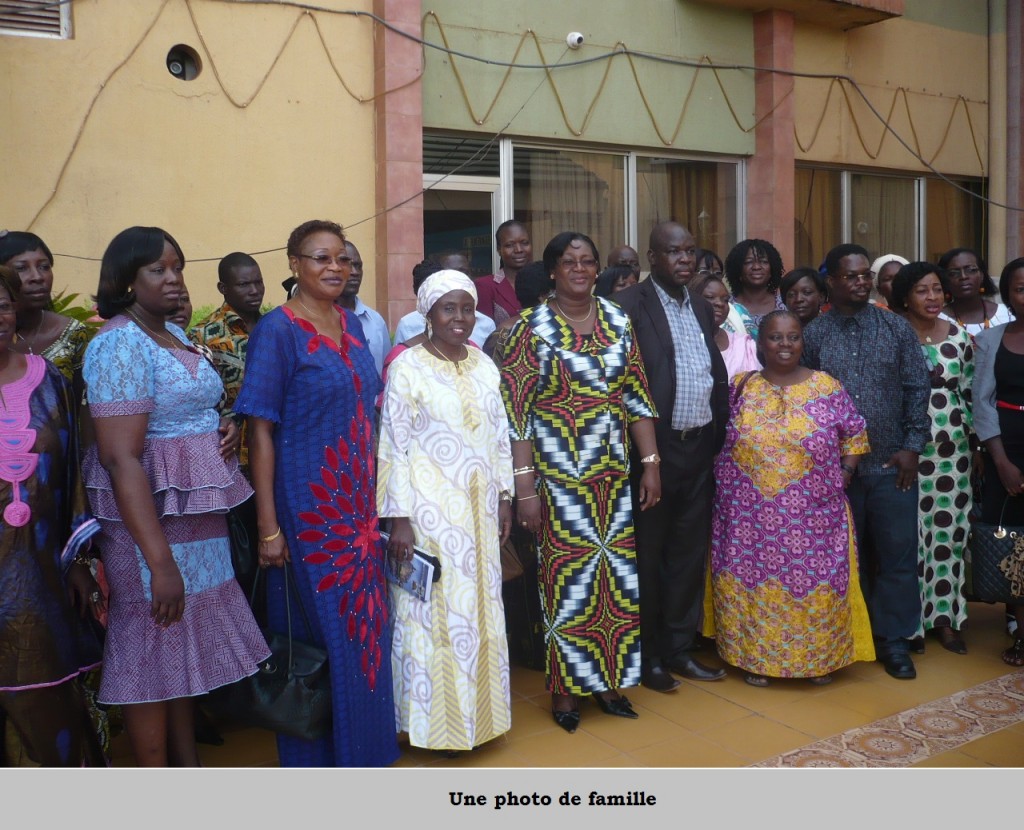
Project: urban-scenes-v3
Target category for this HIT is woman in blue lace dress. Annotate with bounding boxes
[82,227,268,766]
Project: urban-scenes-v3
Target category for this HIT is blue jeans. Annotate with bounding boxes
[846,473,922,653]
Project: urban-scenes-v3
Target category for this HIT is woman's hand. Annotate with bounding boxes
[516,495,542,534]
[67,562,105,621]
[637,463,661,510]
[498,500,513,545]
[149,559,185,627]
[996,458,1024,497]
[258,529,290,568]
[387,517,416,565]
[218,416,241,461]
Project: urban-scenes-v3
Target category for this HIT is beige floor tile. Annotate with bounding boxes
[571,704,695,752]
[955,728,1024,767]
[627,733,749,767]
[821,682,926,719]
[698,714,816,762]
[624,684,752,731]
[759,696,877,739]
[503,727,621,768]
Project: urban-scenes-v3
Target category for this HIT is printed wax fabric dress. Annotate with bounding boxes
[711,371,876,678]
[916,323,974,635]
[500,298,655,695]
[234,306,399,767]
[36,318,91,382]
[0,355,105,765]
[377,345,514,751]
[82,319,268,705]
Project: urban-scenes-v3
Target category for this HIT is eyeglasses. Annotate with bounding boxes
[836,271,873,283]
[557,257,598,270]
[298,253,353,268]
[697,269,724,279]
[946,265,982,279]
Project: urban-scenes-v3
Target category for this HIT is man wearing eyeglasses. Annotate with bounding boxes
[802,243,930,680]
[616,221,730,691]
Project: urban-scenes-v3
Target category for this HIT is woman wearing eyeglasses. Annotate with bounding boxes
[724,239,786,339]
[501,231,660,733]
[235,220,399,767]
[939,248,1010,338]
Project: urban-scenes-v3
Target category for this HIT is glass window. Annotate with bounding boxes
[850,172,918,261]
[795,167,841,270]
[512,146,625,261]
[926,177,986,262]
[636,158,737,260]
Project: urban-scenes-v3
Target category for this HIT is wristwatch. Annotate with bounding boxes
[499,490,514,502]
[640,453,661,465]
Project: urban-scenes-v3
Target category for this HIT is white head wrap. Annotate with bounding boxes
[870,254,909,276]
[416,269,478,317]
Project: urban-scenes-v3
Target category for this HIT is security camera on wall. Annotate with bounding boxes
[566,32,584,49]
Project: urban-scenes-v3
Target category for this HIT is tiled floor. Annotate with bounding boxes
[111,600,1024,768]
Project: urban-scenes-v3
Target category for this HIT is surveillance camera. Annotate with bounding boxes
[566,32,584,49]
[168,59,185,77]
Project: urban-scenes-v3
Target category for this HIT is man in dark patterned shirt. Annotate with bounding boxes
[802,243,930,680]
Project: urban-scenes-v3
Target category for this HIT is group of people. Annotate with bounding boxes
[2,212,1022,768]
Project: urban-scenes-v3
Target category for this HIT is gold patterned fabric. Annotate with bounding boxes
[711,371,875,677]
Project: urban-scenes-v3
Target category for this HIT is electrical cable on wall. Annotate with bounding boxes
[7,0,1017,267]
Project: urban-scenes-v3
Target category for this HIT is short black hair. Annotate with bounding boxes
[999,257,1024,308]
[542,232,599,276]
[780,267,828,302]
[95,227,185,319]
[756,308,802,345]
[824,243,870,278]
[938,247,998,297]
[725,239,784,294]
[696,249,723,273]
[412,259,444,294]
[286,220,344,258]
[218,251,259,283]
[890,261,946,311]
[514,261,551,307]
[594,265,634,298]
[0,231,54,268]
[495,220,528,248]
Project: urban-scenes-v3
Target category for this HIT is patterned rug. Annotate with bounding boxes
[754,672,1024,767]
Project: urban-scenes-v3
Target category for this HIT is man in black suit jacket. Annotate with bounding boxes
[615,221,730,691]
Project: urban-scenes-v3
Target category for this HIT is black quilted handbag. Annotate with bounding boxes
[965,496,1024,604]
[207,565,332,740]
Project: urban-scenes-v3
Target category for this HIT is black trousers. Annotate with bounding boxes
[632,426,716,666]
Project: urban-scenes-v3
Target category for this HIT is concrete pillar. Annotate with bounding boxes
[1006,0,1023,259]
[747,9,796,270]
[373,0,423,329]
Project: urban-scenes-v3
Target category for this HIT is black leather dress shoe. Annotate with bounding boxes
[552,708,580,733]
[641,665,681,692]
[665,655,727,681]
[878,651,916,679]
[593,693,639,719]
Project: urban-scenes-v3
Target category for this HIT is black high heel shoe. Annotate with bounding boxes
[593,691,639,719]
[551,695,580,733]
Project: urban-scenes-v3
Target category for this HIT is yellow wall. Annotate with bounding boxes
[1,0,382,314]
[793,16,988,176]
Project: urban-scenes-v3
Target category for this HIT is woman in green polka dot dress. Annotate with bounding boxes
[892,263,975,654]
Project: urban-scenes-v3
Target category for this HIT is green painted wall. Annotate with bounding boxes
[421,0,755,155]
[903,0,990,35]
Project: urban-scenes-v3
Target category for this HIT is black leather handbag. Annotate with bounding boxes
[207,565,332,740]
[965,496,1024,604]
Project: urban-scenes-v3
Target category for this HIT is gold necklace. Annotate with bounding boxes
[295,293,334,325]
[553,298,594,324]
[427,339,467,374]
[128,310,178,350]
